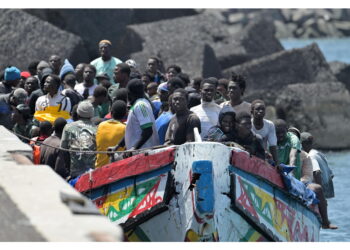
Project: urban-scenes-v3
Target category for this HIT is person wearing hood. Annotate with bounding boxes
[205,109,236,142]
[59,59,75,91]
[190,78,221,139]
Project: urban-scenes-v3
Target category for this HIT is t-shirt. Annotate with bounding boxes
[60,119,97,178]
[277,132,302,180]
[74,83,98,99]
[251,118,277,150]
[90,57,122,85]
[220,101,251,114]
[165,111,201,145]
[125,98,159,150]
[155,111,173,144]
[35,92,72,113]
[95,119,126,168]
[190,101,221,139]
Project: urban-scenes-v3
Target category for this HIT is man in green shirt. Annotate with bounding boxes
[275,119,301,180]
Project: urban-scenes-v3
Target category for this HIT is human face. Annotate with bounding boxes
[49,55,61,71]
[83,67,96,83]
[159,90,169,103]
[221,114,234,133]
[114,66,125,83]
[75,63,85,82]
[301,138,313,153]
[201,83,216,102]
[172,92,188,114]
[99,43,111,60]
[24,77,38,94]
[228,81,242,102]
[252,102,266,120]
[276,125,288,144]
[166,68,177,80]
[147,59,158,73]
[236,117,252,138]
[217,84,227,97]
[141,75,151,86]
[43,76,58,96]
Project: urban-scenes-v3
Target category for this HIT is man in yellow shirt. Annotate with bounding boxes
[95,100,127,168]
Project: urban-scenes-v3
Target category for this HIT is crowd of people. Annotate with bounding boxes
[0,39,337,230]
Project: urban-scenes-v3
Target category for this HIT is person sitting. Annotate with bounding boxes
[220,73,251,114]
[251,99,279,165]
[275,119,301,180]
[11,104,35,143]
[205,109,236,143]
[190,78,221,139]
[95,100,127,168]
[165,88,201,145]
[40,117,69,179]
[235,111,265,160]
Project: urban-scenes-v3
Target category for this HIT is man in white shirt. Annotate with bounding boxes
[190,78,221,139]
[35,74,71,113]
[251,99,278,165]
[74,65,98,100]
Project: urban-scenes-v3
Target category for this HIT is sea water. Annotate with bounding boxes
[281,38,350,242]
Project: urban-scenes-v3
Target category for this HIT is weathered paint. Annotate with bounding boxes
[75,142,321,242]
[231,167,321,241]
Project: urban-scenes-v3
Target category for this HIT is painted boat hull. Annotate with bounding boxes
[75,142,321,242]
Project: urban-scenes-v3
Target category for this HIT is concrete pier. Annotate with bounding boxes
[0,126,123,242]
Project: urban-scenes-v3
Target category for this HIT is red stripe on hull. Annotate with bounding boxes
[75,148,175,193]
[231,151,285,189]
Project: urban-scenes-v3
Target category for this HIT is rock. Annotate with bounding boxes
[24,9,198,61]
[333,21,350,36]
[316,18,342,37]
[223,43,337,105]
[291,9,315,25]
[228,13,246,24]
[275,81,350,149]
[274,20,297,38]
[0,9,89,71]
[329,61,350,91]
[280,9,293,22]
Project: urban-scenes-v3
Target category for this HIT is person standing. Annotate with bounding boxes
[90,40,122,85]
[74,65,98,100]
[0,66,21,94]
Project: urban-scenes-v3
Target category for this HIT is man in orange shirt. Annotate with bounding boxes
[95,100,127,168]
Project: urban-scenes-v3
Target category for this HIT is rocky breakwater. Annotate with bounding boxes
[0,9,89,71]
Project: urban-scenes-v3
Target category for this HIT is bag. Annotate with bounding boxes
[34,106,71,124]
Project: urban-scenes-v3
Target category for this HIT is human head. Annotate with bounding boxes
[251,99,266,120]
[127,79,145,104]
[167,77,185,94]
[188,92,201,109]
[100,79,112,90]
[28,61,39,76]
[288,127,301,140]
[191,77,202,93]
[59,59,74,81]
[125,59,137,70]
[43,74,61,96]
[77,101,94,119]
[147,57,159,74]
[114,63,130,86]
[62,73,76,89]
[24,76,39,95]
[36,61,50,80]
[236,111,252,138]
[83,65,96,84]
[228,73,246,103]
[166,64,181,81]
[99,40,112,61]
[113,87,128,103]
[10,88,28,106]
[111,100,127,120]
[219,109,236,134]
[39,121,53,137]
[4,66,21,87]
[96,73,110,84]
[274,119,288,144]
[141,73,152,86]
[12,104,31,123]
[172,88,188,114]
[300,132,314,153]
[200,78,217,102]
[147,82,158,97]
[158,84,169,103]
[39,67,53,90]
[177,73,190,87]
[19,71,31,88]
[93,85,108,105]
[53,117,67,136]
[74,63,86,83]
[217,78,229,98]
[49,55,62,74]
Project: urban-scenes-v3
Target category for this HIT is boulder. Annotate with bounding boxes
[275,81,350,149]
[24,9,198,61]
[223,43,337,104]
[329,61,350,91]
[121,14,283,76]
[0,9,89,71]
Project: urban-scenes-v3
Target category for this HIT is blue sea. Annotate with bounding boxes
[281,38,350,242]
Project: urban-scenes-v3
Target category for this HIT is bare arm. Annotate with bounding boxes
[269,145,279,166]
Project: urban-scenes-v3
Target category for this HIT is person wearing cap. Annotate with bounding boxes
[35,74,72,113]
[60,101,97,179]
[11,104,35,143]
[90,40,122,85]
[19,71,31,89]
[0,88,28,130]
[0,66,21,94]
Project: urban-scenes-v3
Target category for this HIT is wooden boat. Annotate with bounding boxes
[74,142,321,242]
